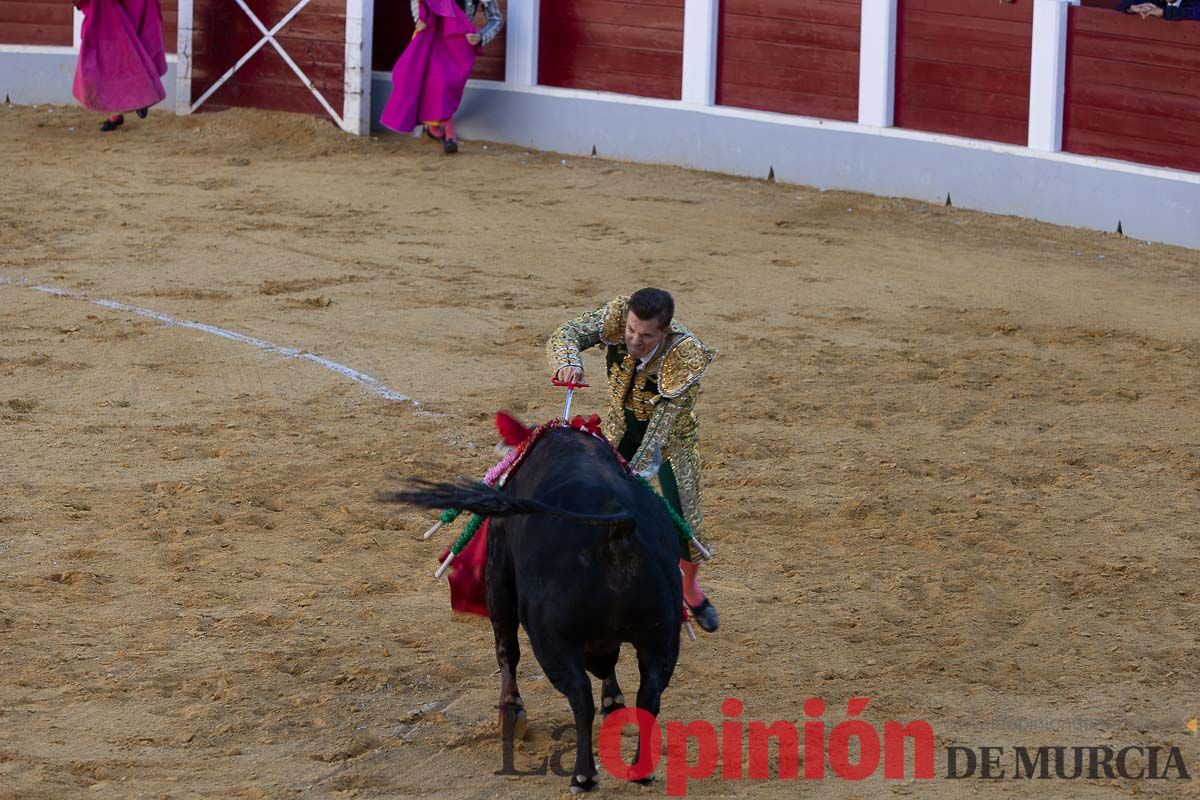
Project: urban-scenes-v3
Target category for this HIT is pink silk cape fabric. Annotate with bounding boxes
[380,0,478,133]
[73,0,168,113]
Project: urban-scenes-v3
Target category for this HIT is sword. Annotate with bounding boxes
[552,377,589,419]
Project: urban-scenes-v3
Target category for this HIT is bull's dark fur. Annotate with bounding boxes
[386,425,681,791]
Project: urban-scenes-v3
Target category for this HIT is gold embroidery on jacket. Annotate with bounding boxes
[626,370,661,422]
[600,296,629,346]
[608,353,636,416]
[659,335,714,398]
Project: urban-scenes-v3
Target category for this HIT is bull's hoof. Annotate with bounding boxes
[599,694,626,717]
[569,774,598,793]
[512,708,528,741]
[498,703,528,741]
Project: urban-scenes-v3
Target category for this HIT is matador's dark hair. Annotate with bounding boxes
[628,288,674,329]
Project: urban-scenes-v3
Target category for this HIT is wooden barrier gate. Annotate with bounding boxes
[174,0,372,134]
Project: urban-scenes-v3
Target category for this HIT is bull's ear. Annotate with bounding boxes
[495,410,531,446]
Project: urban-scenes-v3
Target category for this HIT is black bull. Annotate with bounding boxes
[385,425,683,792]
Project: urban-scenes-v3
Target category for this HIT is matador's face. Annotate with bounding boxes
[624,311,669,361]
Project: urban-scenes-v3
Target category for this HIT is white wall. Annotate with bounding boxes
[0,48,178,108]
[362,0,1199,251]
[6,0,1196,251]
[371,74,1200,251]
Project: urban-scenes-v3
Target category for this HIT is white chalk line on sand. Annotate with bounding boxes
[1,275,415,404]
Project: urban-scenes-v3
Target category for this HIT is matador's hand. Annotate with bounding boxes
[555,365,584,384]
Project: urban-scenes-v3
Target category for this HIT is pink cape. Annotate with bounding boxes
[379,0,478,133]
[73,0,168,113]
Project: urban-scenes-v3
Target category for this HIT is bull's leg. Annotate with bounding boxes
[563,660,599,794]
[631,648,673,785]
[492,615,527,740]
[533,641,598,793]
[487,538,526,739]
[584,649,625,716]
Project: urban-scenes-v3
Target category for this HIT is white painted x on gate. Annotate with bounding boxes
[174,0,373,134]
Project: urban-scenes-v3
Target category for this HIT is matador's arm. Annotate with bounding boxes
[477,0,504,45]
[546,302,611,373]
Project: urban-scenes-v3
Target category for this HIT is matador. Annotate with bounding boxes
[546,287,719,632]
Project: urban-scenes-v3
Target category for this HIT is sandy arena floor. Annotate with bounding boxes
[1,103,1198,799]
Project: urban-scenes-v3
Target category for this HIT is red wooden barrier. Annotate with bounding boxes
[1064,5,1200,173]
[161,0,178,54]
[191,0,345,115]
[539,0,684,100]
[717,0,860,121]
[0,1,176,50]
[373,0,507,82]
[0,1,71,46]
[894,0,1032,145]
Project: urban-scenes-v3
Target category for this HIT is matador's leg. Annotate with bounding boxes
[661,451,718,631]
[664,446,705,564]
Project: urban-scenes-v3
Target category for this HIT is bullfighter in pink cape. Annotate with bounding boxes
[381,0,503,153]
[73,0,168,132]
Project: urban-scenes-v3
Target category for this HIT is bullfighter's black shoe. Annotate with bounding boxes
[136,107,149,119]
[688,598,719,633]
[99,114,124,132]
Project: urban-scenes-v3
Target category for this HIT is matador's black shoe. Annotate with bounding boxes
[99,114,124,132]
[688,598,719,633]
[136,107,149,119]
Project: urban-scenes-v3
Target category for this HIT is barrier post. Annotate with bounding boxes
[682,0,720,105]
[1028,0,1076,151]
[505,0,540,87]
[858,0,898,127]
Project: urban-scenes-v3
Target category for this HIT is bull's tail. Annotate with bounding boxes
[379,479,633,526]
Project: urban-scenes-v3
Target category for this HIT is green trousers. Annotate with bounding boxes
[617,410,688,559]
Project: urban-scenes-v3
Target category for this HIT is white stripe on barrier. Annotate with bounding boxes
[1,276,413,404]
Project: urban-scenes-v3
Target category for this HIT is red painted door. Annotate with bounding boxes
[894,0,1033,145]
[0,1,176,50]
[538,0,685,100]
[717,0,861,122]
[1063,4,1200,174]
[0,0,72,45]
[161,0,178,53]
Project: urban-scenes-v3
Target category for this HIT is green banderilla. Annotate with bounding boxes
[636,475,712,560]
[434,512,485,579]
[422,507,462,540]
